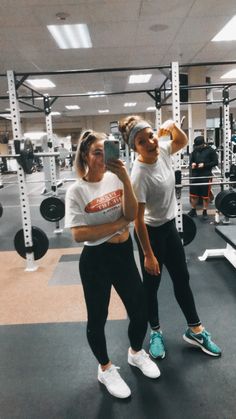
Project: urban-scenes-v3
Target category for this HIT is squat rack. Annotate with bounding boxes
[2,59,236,115]
[1,60,236,270]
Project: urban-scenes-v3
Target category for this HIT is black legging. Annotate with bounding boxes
[79,235,148,365]
[134,219,201,330]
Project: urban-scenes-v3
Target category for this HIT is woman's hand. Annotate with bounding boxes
[158,119,175,137]
[105,159,129,183]
[144,254,160,276]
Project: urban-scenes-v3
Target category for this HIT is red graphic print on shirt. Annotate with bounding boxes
[85,189,123,213]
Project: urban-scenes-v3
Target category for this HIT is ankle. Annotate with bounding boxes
[151,329,162,334]
[101,361,112,371]
[191,325,204,334]
[130,347,141,355]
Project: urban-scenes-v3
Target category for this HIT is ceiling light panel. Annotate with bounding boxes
[129,74,152,84]
[221,69,236,79]
[212,16,236,41]
[47,24,92,49]
[27,79,55,89]
[65,105,80,110]
[88,91,106,98]
[124,102,137,107]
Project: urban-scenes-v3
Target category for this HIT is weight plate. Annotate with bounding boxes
[40,196,65,222]
[0,202,3,218]
[14,139,34,174]
[215,190,236,218]
[182,213,197,246]
[14,226,49,260]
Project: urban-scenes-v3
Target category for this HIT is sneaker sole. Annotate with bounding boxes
[128,358,161,379]
[149,349,166,359]
[98,376,131,398]
[183,334,221,357]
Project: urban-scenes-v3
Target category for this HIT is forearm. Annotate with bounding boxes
[134,218,154,258]
[204,155,218,169]
[122,179,138,221]
[203,162,216,170]
[105,160,138,221]
[71,216,128,243]
[171,125,188,148]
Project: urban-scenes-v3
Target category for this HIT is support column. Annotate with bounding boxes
[188,67,207,140]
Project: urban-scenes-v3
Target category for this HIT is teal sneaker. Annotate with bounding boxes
[183,328,221,357]
[149,330,165,359]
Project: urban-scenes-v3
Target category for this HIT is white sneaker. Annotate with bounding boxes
[97,364,131,398]
[128,348,161,379]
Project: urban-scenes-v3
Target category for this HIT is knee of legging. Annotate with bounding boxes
[87,315,107,333]
[128,302,148,325]
[173,278,192,296]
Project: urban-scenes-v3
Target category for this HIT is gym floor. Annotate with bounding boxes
[0,167,235,419]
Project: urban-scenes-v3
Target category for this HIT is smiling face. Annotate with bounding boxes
[86,139,106,174]
[134,127,159,163]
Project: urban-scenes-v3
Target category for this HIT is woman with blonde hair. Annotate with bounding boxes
[65,130,160,399]
[119,116,221,360]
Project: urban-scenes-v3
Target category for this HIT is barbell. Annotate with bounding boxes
[175,168,236,218]
[178,183,236,218]
[0,139,59,174]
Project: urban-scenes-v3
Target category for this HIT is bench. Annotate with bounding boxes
[198,225,236,268]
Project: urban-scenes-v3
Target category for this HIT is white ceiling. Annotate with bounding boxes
[1,0,236,120]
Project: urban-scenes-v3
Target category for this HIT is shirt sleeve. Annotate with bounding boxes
[64,189,87,228]
[204,148,218,169]
[131,171,147,203]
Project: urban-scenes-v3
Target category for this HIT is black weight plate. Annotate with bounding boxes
[21,150,34,174]
[215,190,236,218]
[15,139,34,174]
[215,191,224,212]
[182,213,197,246]
[0,202,3,218]
[14,226,49,260]
[40,197,65,222]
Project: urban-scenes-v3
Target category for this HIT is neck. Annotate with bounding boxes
[83,171,104,182]
[138,155,157,164]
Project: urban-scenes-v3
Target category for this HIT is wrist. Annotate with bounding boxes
[144,251,154,258]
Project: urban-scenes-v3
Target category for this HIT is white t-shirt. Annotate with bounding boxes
[65,171,124,246]
[131,141,177,227]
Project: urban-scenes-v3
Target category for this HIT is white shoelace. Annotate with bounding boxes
[134,350,152,366]
[103,365,122,384]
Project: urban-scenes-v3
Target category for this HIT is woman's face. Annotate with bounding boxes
[86,139,105,173]
[134,128,159,163]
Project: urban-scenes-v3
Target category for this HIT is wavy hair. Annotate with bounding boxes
[118,115,144,150]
